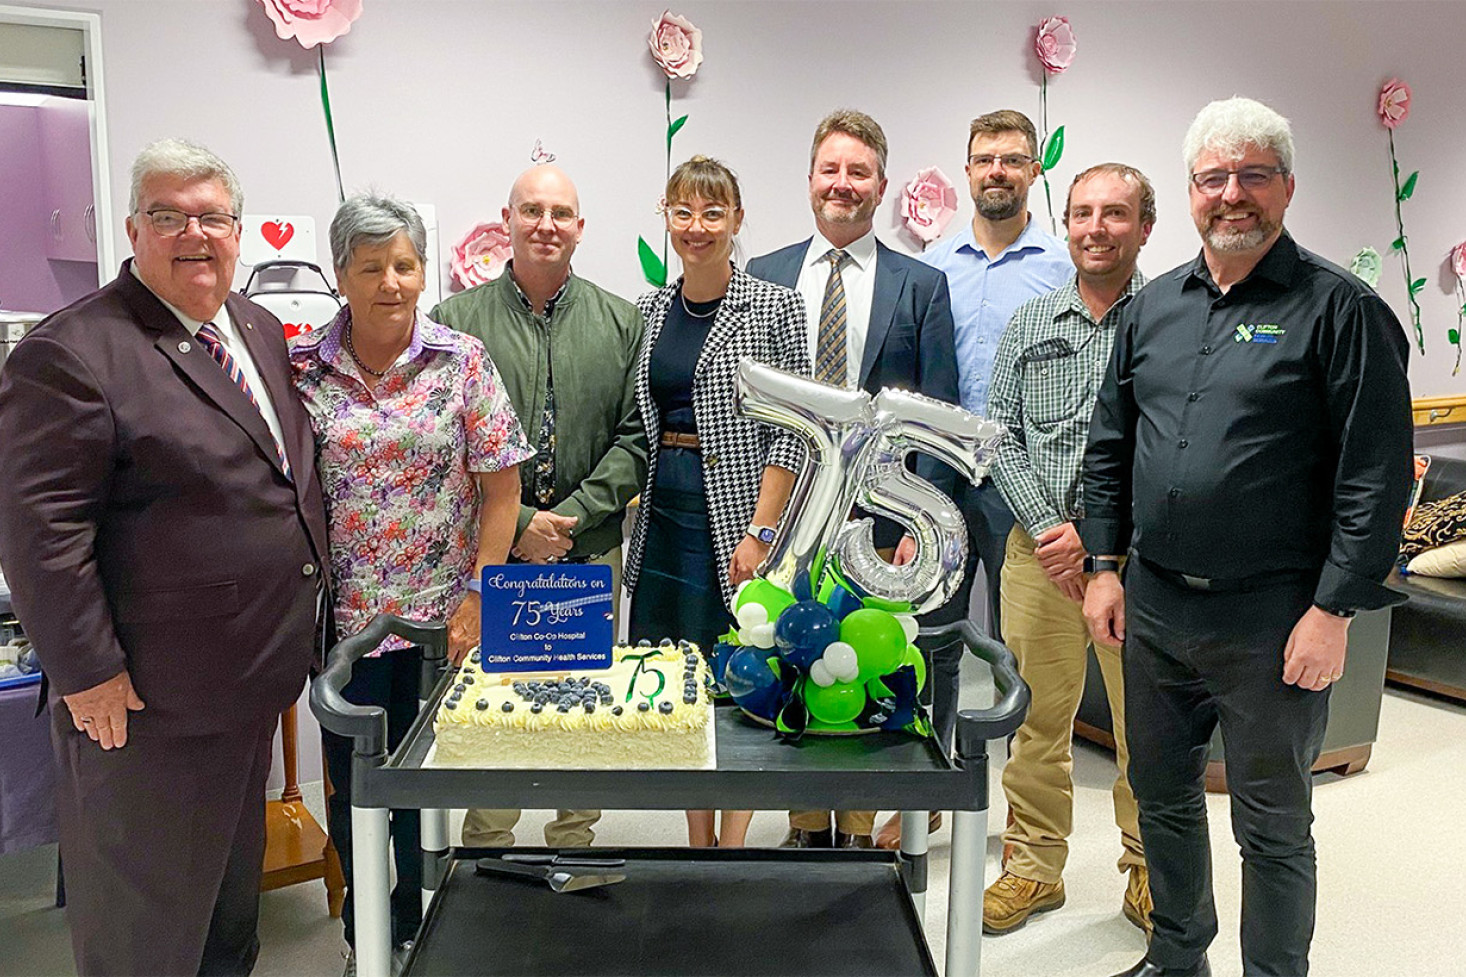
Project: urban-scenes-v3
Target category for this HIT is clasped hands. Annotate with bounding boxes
[511,511,577,563]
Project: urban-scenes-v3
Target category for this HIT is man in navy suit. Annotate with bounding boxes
[748,108,958,850]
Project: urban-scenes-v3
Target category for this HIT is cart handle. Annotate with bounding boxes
[918,619,1030,753]
[309,614,449,754]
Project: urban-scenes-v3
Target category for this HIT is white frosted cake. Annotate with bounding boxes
[431,641,713,769]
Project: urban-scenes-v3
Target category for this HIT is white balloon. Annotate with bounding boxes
[808,659,836,687]
[823,641,860,682]
[735,602,769,630]
[737,627,754,647]
[749,622,777,649]
[895,614,920,644]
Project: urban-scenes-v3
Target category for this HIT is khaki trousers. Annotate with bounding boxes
[999,526,1144,883]
[788,809,876,835]
[462,548,620,848]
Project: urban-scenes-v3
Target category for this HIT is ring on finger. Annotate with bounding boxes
[81,717,95,724]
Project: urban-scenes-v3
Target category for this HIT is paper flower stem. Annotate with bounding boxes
[1039,75,1057,235]
[1386,129,1423,353]
[318,47,344,204]
[1454,279,1464,375]
[663,79,672,281]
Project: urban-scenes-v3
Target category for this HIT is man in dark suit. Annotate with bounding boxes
[748,108,958,850]
[0,139,328,977]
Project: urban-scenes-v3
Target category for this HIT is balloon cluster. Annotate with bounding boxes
[718,576,930,736]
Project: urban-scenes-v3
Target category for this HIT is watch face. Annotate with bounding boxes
[756,528,776,544]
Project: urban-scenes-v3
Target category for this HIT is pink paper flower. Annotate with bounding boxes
[1452,240,1466,280]
[649,10,703,79]
[1034,16,1077,75]
[901,167,959,245]
[1378,78,1411,129]
[451,222,512,290]
[257,0,362,49]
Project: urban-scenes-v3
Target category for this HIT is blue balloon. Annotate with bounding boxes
[824,582,864,621]
[724,646,782,719]
[773,600,841,671]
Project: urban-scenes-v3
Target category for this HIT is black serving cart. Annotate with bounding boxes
[311,615,1028,977]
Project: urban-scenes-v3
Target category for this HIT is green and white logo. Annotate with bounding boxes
[1233,323,1285,345]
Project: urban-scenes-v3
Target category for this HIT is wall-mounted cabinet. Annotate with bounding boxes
[36,96,96,263]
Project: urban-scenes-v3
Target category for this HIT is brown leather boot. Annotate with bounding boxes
[982,871,1065,934]
[1122,864,1154,936]
[778,828,833,848]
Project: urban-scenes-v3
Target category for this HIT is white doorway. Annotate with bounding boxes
[0,4,114,317]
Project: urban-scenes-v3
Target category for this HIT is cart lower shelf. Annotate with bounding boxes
[403,847,937,976]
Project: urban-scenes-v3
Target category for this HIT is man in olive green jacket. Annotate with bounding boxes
[432,165,646,847]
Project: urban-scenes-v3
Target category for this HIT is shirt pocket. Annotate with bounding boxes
[1018,347,1088,427]
[113,580,240,624]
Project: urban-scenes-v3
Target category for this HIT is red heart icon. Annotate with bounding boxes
[282,322,306,339]
[261,220,294,250]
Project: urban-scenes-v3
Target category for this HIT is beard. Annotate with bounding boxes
[975,183,1024,221]
[1201,210,1280,253]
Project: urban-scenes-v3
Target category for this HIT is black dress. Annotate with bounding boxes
[628,289,732,653]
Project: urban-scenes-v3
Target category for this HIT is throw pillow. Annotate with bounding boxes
[1401,488,1466,558]
[1405,539,1466,578]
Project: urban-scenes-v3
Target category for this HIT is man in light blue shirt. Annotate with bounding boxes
[917,109,1072,757]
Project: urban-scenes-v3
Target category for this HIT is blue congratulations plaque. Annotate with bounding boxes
[477,565,614,672]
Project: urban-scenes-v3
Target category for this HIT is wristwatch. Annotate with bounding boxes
[747,524,777,544]
[1315,603,1357,619]
[1083,555,1122,575]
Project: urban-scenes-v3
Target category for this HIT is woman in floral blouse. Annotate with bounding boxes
[291,193,531,964]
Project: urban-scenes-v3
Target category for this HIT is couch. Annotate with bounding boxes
[1073,601,1391,793]
[1384,454,1466,702]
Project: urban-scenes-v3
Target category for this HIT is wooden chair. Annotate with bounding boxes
[260,703,345,916]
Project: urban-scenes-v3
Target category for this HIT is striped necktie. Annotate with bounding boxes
[816,248,849,386]
[195,322,292,480]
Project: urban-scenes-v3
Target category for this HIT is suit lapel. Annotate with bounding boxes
[769,239,811,288]
[861,241,906,387]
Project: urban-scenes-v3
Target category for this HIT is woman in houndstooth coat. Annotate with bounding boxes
[624,157,810,848]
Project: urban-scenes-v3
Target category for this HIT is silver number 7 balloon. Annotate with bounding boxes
[734,358,1004,615]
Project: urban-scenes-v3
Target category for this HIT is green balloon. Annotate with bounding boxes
[736,579,796,618]
[840,608,906,680]
[804,679,866,724]
[866,674,893,699]
[903,643,928,692]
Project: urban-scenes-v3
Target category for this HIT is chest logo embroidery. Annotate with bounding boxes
[1233,323,1285,344]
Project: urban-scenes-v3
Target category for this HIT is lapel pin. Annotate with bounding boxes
[178,341,191,353]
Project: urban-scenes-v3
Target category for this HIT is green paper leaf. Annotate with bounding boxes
[1410,277,1427,295]
[637,236,666,288]
[1398,171,1419,201]
[1390,236,1406,252]
[1041,125,1065,171]
[1460,304,1466,318]
[1449,328,1461,345]
[667,114,688,149]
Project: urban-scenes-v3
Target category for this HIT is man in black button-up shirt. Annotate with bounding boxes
[1080,98,1412,977]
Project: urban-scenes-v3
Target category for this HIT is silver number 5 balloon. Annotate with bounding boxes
[734,359,1004,615]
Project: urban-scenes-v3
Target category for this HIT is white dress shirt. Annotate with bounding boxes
[131,264,288,457]
[795,229,878,390]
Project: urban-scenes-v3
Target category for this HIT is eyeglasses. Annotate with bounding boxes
[667,206,729,230]
[139,209,239,237]
[516,203,579,226]
[968,154,1036,170]
[1189,166,1286,194]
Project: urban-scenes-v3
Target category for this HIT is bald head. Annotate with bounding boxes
[503,164,584,274]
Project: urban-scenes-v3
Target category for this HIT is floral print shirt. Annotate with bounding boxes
[291,308,533,653]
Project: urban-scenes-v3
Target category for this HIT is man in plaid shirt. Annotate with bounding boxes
[981,163,1157,938]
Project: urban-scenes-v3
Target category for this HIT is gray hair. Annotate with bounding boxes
[329,192,428,271]
[129,138,244,215]
[1183,97,1295,175]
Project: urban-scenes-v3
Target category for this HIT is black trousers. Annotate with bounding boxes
[1125,557,1330,977]
[918,479,1015,754]
[322,647,424,948]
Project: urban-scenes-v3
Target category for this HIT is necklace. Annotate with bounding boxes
[343,322,390,378]
[680,290,721,319]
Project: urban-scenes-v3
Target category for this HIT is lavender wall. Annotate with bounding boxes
[11,0,1465,788]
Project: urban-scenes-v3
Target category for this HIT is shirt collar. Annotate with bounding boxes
[293,305,448,367]
[1184,230,1299,294]
[806,228,877,272]
[1060,269,1149,324]
[955,214,1055,263]
[505,261,572,316]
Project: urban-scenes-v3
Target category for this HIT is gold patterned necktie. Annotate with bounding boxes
[816,249,849,386]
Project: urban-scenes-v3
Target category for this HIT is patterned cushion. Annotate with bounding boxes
[1401,488,1466,558]
[1406,539,1466,578]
